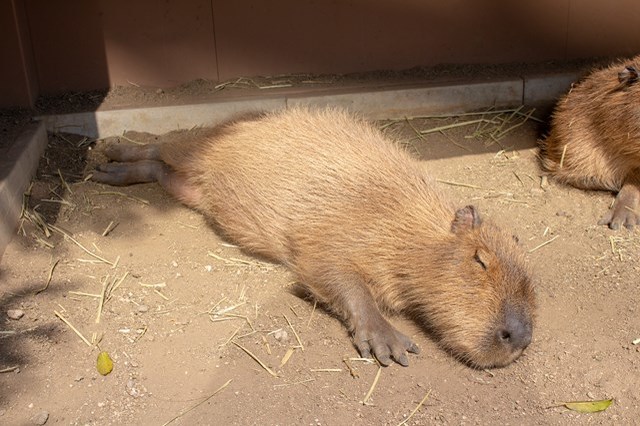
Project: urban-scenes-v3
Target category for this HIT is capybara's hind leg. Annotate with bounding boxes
[92,160,202,208]
[598,169,640,230]
[104,143,162,162]
[93,160,166,186]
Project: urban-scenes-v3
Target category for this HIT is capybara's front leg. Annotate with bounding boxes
[598,169,640,230]
[306,273,420,366]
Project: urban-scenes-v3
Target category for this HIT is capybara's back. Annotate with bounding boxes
[540,56,640,229]
[160,108,454,263]
[94,107,535,368]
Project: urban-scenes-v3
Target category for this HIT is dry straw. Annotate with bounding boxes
[162,379,232,426]
[362,365,382,405]
[232,341,277,377]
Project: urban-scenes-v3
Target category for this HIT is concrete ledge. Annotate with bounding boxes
[523,72,580,105]
[40,78,525,139]
[287,78,524,119]
[41,97,287,140]
[37,74,580,139]
[0,121,48,258]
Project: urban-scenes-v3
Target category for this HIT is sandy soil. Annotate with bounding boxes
[1,110,638,425]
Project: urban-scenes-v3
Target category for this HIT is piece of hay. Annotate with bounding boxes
[284,314,304,351]
[35,259,59,295]
[397,389,432,426]
[528,235,560,253]
[362,365,382,405]
[232,341,277,377]
[49,224,114,265]
[162,379,232,426]
[54,310,92,347]
[435,179,483,189]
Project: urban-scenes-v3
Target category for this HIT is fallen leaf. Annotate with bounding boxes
[97,351,114,376]
[562,399,613,413]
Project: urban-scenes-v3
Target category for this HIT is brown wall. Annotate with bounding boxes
[2,0,640,108]
[1,0,38,108]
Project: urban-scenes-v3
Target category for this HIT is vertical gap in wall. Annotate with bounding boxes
[210,0,220,82]
[11,0,37,107]
[564,0,571,60]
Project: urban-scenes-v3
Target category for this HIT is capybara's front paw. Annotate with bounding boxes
[353,317,420,367]
[598,184,640,230]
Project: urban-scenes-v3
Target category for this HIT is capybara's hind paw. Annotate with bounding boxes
[598,184,640,230]
[353,318,420,367]
[91,162,145,186]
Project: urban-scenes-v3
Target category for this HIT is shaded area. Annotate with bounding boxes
[0,278,67,405]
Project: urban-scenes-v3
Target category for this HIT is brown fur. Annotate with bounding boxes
[540,55,640,229]
[93,108,536,368]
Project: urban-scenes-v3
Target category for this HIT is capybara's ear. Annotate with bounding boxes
[618,66,639,85]
[451,205,482,233]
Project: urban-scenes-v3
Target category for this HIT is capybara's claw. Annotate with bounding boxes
[354,322,418,367]
[598,184,640,230]
[599,209,639,230]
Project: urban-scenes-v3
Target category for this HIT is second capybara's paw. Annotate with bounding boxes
[598,185,640,230]
[353,317,420,367]
[598,206,640,230]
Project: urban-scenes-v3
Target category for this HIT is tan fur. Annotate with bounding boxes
[540,56,640,191]
[98,108,536,368]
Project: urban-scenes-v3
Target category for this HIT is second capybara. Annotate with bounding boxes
[92,107,536,368]
[540,56,640,230]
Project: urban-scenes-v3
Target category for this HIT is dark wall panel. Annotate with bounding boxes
[0,0,38,107]
[213,0,570,80]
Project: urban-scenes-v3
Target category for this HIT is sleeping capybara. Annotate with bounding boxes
[92,107,535,368]
[540,56,640,230]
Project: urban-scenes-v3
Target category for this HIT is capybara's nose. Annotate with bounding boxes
[498,311,532,350]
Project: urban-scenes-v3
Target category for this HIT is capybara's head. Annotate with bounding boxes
[412,206,536,368]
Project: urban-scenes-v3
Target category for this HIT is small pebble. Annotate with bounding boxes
[30,411,49,425]
[273,329,289,343]
[156,88,164,95]
[7,309,24,320]
[126,380,141,398]
[136,305,149,313]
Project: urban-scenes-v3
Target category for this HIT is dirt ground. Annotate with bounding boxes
[1,108,639,425]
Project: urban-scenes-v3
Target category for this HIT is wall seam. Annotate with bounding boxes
[210,0,220,82]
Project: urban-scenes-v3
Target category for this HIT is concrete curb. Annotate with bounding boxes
[38,72,579,139]
[0,121,48,258]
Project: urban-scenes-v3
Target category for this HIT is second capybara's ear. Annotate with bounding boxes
[451,205,482,234]
[618,66,639,86]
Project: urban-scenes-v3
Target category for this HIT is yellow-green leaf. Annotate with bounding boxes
[97,351,113,376]
[563,399,613,413]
